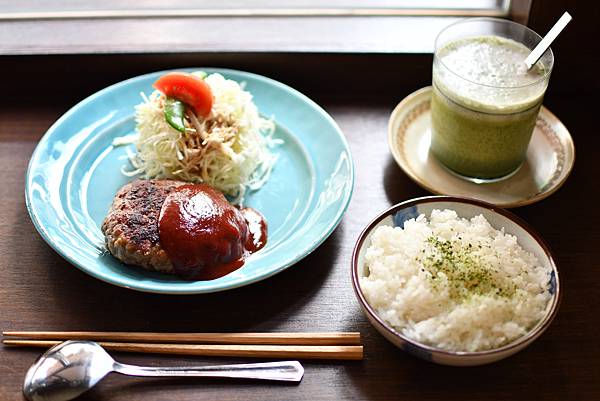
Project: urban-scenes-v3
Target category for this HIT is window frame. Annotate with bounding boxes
[0,1,532,56]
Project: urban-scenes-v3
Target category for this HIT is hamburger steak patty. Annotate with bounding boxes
[101,179,185,273]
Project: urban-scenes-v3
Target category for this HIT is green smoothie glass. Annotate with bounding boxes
[430,18,554,182]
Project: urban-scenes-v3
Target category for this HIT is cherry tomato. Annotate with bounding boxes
[153,72,213,118]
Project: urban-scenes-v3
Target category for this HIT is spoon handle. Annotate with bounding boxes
[112,360,304,382]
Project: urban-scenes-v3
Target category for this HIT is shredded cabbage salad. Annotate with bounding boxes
[124,72,279,204]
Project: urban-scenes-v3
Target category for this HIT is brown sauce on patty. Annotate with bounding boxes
[158,183,266,280]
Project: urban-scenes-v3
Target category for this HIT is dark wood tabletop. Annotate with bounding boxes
[0,53,599,401]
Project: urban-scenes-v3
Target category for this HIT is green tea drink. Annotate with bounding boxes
[431,29,552,180]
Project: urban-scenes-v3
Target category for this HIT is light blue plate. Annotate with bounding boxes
[26,68,354,294]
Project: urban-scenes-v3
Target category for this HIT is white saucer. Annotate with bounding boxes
[388,87,575,208]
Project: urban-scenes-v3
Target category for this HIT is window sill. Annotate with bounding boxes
[2,15,464,55]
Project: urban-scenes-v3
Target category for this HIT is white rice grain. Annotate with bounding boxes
[360,209,551,352]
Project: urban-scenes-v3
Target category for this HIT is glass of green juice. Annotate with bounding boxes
[430,18,554,182]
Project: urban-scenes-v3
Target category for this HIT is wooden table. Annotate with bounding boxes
[0,55,598,400]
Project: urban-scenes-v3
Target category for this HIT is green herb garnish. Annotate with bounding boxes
[419,236,516,301]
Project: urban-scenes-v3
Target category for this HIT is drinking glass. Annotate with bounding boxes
[430,18,554,182]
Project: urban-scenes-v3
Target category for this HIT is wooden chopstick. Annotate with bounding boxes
[2,331,361,345]
[2,340,363,360]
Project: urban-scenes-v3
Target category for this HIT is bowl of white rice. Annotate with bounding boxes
[352,196,560,366]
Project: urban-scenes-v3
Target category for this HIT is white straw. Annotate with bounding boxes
[525,12,572,70]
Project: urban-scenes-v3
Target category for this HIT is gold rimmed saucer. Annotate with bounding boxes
[388,87,575,208]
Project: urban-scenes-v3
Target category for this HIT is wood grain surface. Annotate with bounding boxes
[0,54,599,401]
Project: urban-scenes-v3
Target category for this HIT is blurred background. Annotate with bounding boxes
[1,1,597,98]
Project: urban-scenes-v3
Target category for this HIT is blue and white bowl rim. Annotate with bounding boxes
[351,195,562,357]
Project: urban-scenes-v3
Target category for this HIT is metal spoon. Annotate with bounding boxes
[23,340,304,401]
